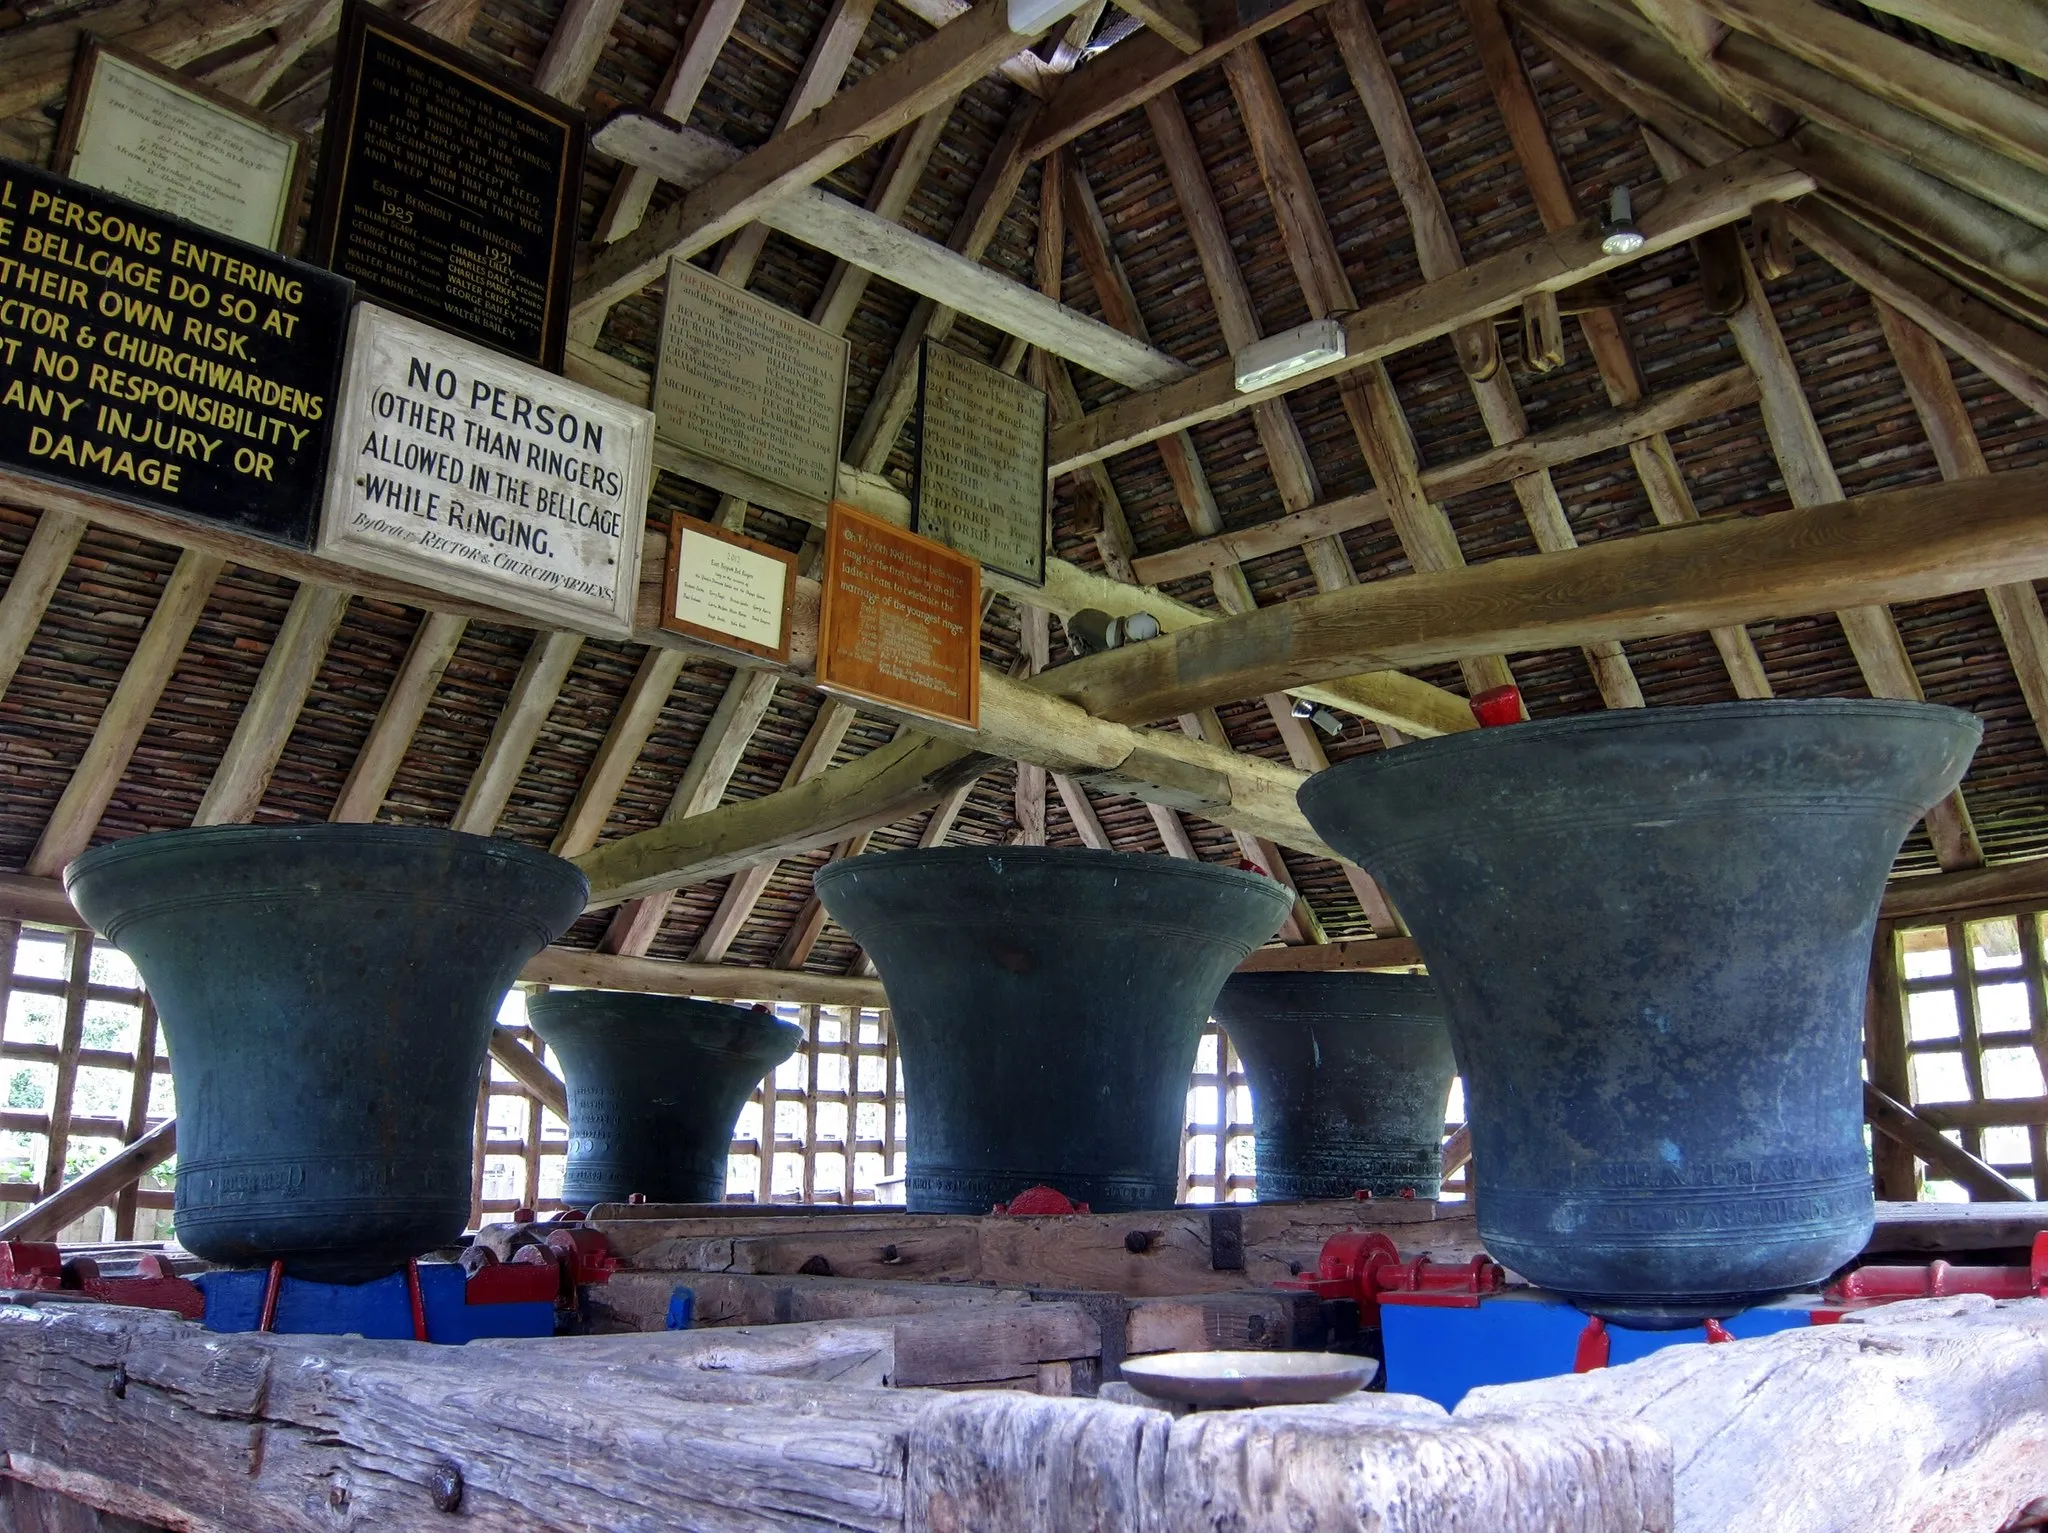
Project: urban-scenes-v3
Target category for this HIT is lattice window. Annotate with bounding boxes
[1889,912,2048,1199]
[1181,1025,1257,1203]
[727,1004,906,1204]
[0,922,174,1240]
[472,991,570,1221]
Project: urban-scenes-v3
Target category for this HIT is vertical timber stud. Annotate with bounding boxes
[1865,922,1916,1200]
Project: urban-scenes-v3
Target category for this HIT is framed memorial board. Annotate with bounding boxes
[652,256,848,514]
[661,514,796,665]
[816,501,979,730]
[54,39,310,253]
[308,2,583,369]
[319,304,652,636]
[913,339,1048,586]
[0,160,350,547]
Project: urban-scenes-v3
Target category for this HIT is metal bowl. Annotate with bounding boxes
[1119,1350,1379,1408]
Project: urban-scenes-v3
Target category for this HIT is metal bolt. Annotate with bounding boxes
[429,1465,464,1513]
[880,1244,900,1263]
[798,1254,832,1276]
[1124,1230,1153,1254]
[108,1364,127,1400]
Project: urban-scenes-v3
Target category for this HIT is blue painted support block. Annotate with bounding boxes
[195,1264,556,1343]
[1379,1288,1824,1409]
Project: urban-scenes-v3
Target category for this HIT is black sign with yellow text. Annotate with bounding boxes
[0,159,350,546]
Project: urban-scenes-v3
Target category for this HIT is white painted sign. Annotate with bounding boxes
[63,45,303,251]
[319,304,652,636]
[671,522,790,658]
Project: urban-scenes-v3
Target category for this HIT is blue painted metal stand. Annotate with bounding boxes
[1380,1287,1825,1409]
[195,1264,556,1344]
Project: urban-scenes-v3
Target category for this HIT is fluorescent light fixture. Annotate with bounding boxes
[1233,318,1347,393]
[1008,0,1089,36]
[1601,185,1645,257]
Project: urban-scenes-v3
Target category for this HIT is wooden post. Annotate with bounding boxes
[1865,922,1916,1201]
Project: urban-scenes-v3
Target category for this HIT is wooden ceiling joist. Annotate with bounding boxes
[1045,149,1812,472]
[572,0,1088,319]
[1035,463,2048,726]
[26,550,224,880]
[191,581,352,828]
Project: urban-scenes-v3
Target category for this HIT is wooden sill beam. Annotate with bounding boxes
[1035,463,2048,724]
[572,0,1085,317]
[1045,149,1811,472]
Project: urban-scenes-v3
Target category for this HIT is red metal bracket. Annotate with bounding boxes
[1278,1231,1506,1323]
[1573,1315,1610,1372]
[1470,685,1527,727]
[1703,1317,1735,1344]
[1825,1232,2048,1308]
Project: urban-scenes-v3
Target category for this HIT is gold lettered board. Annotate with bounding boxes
[816,501,979,730]
[661,514,796,665]
[319,304,651,636]
[652,256,848,516]
[913,339,1047,586]
[54,40,310,253]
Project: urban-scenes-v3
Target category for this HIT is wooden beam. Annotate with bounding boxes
[1118,0,1202,53]
[847,97,1040,472]
[0,1118,176,1242]
[204,0,344,105]
[576,735,994,906]
[1853,0,2048,81]
[553,649,689,858]
[1235,937,1425,972]
[1045,150,1812,472]
[592,0,749,245]
[1863,1081,2030,1201]
[0,0,306,122]
[601,666,783,956]
[1461,0,1771,706]
[1440,1123,1472,1180]
[1713,31,2048,233]
[1023,0,1331,160]
[691,699,859,962]
[192,582,352,827]
[26,551,224,879]
[1864,928,1916,1199]
[488,1031,568,1121]
[572,0,1077,316]
[0,509,84,707]
[450,631,584,836]
[1695,0,2048,183]
[1789,202,2048,421]
[1877,300,2048,754]
[533,0,628,100]
[1641,134,1983,867]
[1880,857,2048,923]
[589,112,1187,390]
[1033,465,2048,725]
[331,611,468,823]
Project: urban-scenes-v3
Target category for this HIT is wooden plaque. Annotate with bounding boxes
[816,502,980,730]
[661,514,797,664]
[653,256,848,511]
[318,304,652,636]
[54,39,310,253]
[307,1,584,368]
[0,159,350,547]
[913,339,1048,586]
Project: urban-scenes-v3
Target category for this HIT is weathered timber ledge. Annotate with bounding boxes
[0,1300,1672,1531]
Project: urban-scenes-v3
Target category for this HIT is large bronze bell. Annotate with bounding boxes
[524,990,801,1206]
[1212,972,1455,1201]
[814,847,1292,1213]
[65,825,587,1282]
[1298,700,1979,1325]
